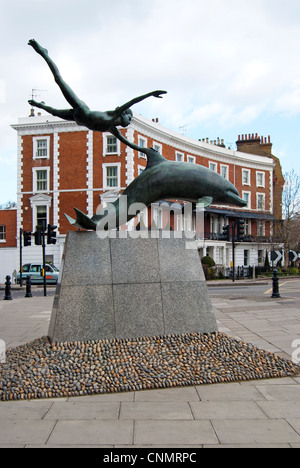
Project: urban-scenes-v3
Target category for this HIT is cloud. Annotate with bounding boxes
[1,0,300,202]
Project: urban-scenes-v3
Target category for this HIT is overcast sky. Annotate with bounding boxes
[1,0,300,204]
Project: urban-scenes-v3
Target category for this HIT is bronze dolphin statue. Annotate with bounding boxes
[65,128,247,230]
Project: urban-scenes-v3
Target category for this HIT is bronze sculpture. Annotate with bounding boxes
[28,39,166,132]
[28,39,247,231]
[66,129,247,230]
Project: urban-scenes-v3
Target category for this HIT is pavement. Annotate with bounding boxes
[0,280,300,448]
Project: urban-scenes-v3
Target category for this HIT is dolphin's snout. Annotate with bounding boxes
[226,188,247,207]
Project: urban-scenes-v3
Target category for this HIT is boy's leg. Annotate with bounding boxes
[28,39,88,110]
[28,100,74,121]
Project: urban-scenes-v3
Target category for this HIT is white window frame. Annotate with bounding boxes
[29,194,52,232]
[209,161,218,172]
[244,219,251,236]
[187,155,196,164]
[138,135,147,159]
[244,249,250,267]
[242,169,251,186]
[242,191,251,209]
[33,136,50,160]
[0,225,6,243]
[153,141,162,154]
[256,171,265,188]
[35,205,48,231]
[220,164,229,180]
[257,220,266,236]
[32,167,50,193]
[175,151,184,162]
[257,193,265,211]
[103,163,121,190]
[103,133,121,156]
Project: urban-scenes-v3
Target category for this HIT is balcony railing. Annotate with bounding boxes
[202,232,281,243]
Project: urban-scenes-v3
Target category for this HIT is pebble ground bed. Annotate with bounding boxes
[0,332,299,401]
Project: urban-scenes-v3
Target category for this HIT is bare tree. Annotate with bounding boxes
[282,169,300,220]
[278,170,300,265]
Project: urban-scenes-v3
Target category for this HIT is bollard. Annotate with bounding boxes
[25,275,32,298]
[4,275,12,300]
[271,269,281,298]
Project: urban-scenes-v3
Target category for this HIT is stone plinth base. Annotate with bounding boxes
[48,232,218,342]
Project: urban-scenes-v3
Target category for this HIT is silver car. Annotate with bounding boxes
[17,263,59,284]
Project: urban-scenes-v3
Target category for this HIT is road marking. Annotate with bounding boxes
[264,279,300,295]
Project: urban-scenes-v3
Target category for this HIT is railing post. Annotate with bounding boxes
[4,275,12,301]
[271,269,281,298]
[25,275,33,298]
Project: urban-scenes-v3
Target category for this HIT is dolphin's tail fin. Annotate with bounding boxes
[65,208,97,231]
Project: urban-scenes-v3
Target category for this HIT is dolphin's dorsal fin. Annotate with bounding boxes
[145,148,166,169]
[197,196,213,207]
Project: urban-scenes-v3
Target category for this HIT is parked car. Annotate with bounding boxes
[17,263,59,285]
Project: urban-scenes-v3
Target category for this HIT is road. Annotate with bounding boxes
[1,286,56,300]
[208,278,300,301]
[2,278,300,301]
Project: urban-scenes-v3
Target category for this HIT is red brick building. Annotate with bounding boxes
[0,208,17,284]
[10,112,284,272]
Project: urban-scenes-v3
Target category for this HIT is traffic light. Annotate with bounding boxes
[219,224,230,241]
[47,224,57,245]
[34,229,43,246]
[237,219,245,241]
[23,231,32,247]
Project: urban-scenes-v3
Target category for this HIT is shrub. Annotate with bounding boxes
[287,267,299,276]
[201,256,215,267]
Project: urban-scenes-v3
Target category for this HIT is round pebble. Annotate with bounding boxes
[0,332,299,401]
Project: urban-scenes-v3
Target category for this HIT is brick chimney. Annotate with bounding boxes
[236,133,272,155]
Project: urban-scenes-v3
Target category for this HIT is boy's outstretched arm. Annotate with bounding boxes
[114,90,167,118]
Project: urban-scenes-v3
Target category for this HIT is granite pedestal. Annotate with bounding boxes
[48,231,218,342]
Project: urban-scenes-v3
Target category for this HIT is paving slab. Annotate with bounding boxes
[47,420,134,446]
[196,383,267,402]
[190,401,267,420]
[134,420,219,446]
[44,401,120,420]
[0,420,55,446]
[119,401,193,420]
[256,385,300,401]
[212,419,300,445]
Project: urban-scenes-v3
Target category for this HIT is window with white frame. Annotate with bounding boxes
[33,136,50,160]
[36,205,47,231]
[0,225,6,242]
[257,220,266,236]
[242,169,251,185]
[103,163,121,189]
[244,219,251,236]
[256,171,265,187]
[244,249,250,266]
[33,167,50,193]
[153,142,162,154]
[187,155,196,164]
[138,136,147,159]
[220,164,229,180]
[257,193,265,210]
[106,136,118,153]
[242,191,251,209]
[176,152,184,162]
[106,167,118,187]
[37,170,48,191]
[103,133,120,156]
[209,162,217,172]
